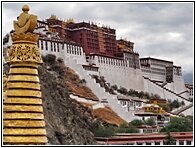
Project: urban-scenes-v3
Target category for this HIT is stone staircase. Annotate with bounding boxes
[64,55,139,122]
[144,76,191,102]
[171,104,193,115]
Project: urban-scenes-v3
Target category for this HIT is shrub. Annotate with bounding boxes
[160,117,193,132]
[117,87,128,95]
[125,127,140,133]
[45,54,56,65]
[128,89,139,97]
[116,124,139,133]
[111,85,118,90]
[57,57,64,64]
[129,119,145,126]
[145,118,156,126]
[94,125,116,137]
[150,93,161,99]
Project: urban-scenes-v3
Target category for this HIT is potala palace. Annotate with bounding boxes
[4,15,193,123]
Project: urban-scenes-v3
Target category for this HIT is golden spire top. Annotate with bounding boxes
[22,5,29,12]
[14,5,37,34]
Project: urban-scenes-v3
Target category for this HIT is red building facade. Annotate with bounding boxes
[44,15,118,56]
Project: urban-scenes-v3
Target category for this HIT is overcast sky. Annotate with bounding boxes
[2,2,194,74]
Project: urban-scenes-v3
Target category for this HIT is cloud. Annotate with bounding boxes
[2,2,194,74]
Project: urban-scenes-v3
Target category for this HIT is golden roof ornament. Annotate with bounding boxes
[48,14,57,20]
[14,5,37,34]
[66,18,75,23]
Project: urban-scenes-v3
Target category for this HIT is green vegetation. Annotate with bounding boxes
[111,85,118,90]
[160,117,193,132]
[168,99,185,111]
[42,54,66,75]
[117,87,128,95]
[129,118,156,126]
[118,87,162,100]
[129,119,145,126]
[94,125,116,137]
[94,123,141,137]
[163,130,176,145]
[116,123,140,133]
[150,93,161,99]
[94,118,159,137]
[145,118,156,126]
[42,54,56,65]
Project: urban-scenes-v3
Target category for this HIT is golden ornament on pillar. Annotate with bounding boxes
[3,4,47,145]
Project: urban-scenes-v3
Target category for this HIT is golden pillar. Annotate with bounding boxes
[3,5,47,145]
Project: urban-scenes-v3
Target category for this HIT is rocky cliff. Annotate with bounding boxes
[38,55,113,145]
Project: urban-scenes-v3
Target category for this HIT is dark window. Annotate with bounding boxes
[41,40,43,50]
[62,43,64,50]
[155,141,160,145]
[136,142,143,145]
[179,140,184,145]
[186,140,191,145]
[57,43,59,52]
[37,41,39,48]
[45,41,48,51]
[54,43,56,52]
[146,142,151,145]
[51,42,53,52]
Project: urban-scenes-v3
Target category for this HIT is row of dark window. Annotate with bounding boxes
[125,140,191,145]
[83,66,98,72]
[38,40,82,55]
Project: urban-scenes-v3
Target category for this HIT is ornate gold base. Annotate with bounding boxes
[3,62,47,145]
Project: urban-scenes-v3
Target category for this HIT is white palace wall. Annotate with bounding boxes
[90,55,145,92]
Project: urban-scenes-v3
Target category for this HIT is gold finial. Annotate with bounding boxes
[22,5,29,12]
[14,5,37,34]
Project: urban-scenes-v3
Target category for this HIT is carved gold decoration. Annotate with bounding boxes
[11,32,38,43]
[14,5,37,34]
[8,42,42,64]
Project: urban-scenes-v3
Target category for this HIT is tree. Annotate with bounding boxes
[94,125,116,137]
[138,91,145,98]
[150,93,161,99]
[116,124,127,133]
[145,118,156,126]
[144,92,150,99]
[172,99,180,108]
[163,130,176,145]
[160,117,193,132]
[44,54,57,65]
[117,87,128,95]
[111,85,118,90]
[128,89,139,97]
[116,124,139,133]
[181,100,185,106]
[129,119,145,126]
[124,127,140,133]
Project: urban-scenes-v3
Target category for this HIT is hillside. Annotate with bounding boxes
[79,102,127,126]
[38,55,126,144]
